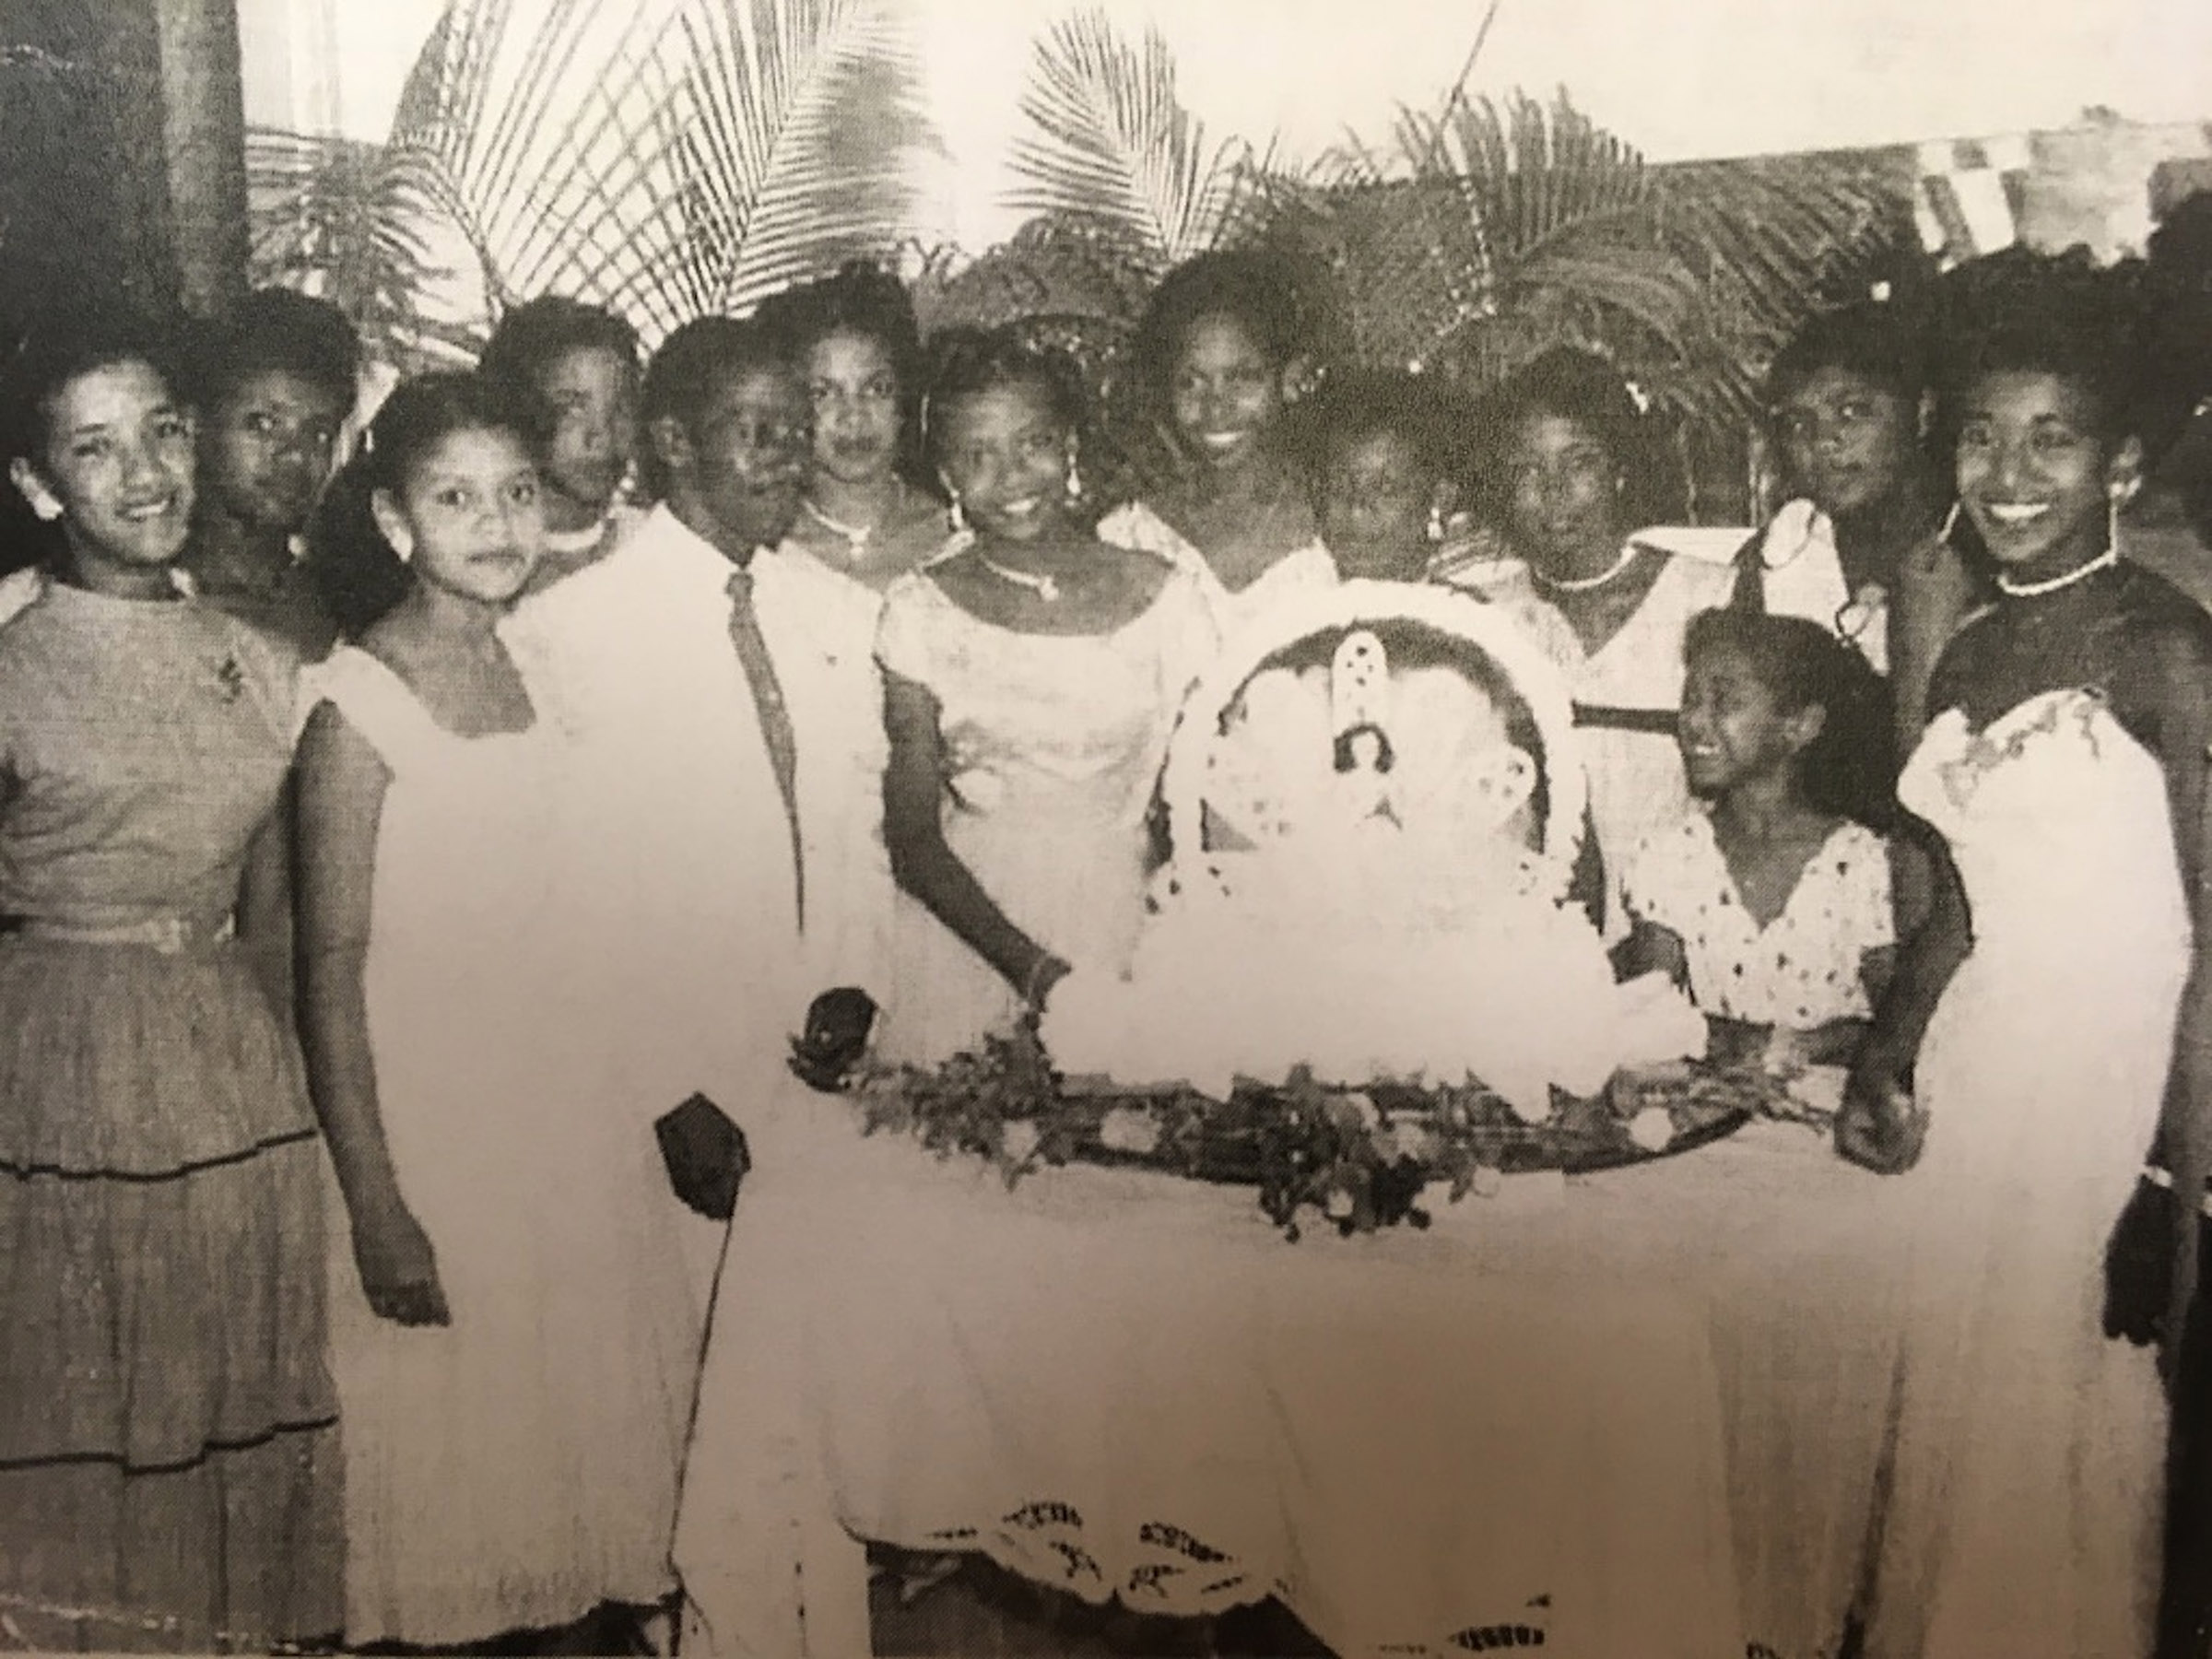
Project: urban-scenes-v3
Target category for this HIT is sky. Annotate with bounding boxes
[245,0,2212,253]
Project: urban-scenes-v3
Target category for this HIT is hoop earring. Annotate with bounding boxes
[1065,454,1084,504]
[1426,503,1446,544]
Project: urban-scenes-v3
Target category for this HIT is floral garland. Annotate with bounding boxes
[853,1031,1791,1241]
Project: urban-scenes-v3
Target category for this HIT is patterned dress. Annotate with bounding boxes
[0,582,339,1651]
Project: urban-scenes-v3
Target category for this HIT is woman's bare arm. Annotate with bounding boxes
[294,700,447,1324]
[881,669,1066,1004]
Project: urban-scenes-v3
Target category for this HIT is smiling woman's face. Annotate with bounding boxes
[935,380,1073,545]
[27,359,197,570]
[1168,312,1285,472]
[1956,368,2132,583]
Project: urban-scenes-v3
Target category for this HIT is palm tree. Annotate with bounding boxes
[246,0,935,369]
[997,14,1914,513]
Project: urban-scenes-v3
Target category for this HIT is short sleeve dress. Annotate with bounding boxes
[0,582,340,1651]
[875,557,1218,1062]
[1619,813,1894,1030]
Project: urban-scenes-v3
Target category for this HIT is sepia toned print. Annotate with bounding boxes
[4,3,2212,1656]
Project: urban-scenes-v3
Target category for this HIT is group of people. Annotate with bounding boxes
[2,218,2211,1659]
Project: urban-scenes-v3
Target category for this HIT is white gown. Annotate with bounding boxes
[874,564,1218,1063]
[306,648,702,1645]
[1864,687,2186,1659]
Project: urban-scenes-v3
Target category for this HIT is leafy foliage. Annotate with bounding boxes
[1249,90,1912,430]
[246,0,935,365]
[854,1031,1776,1241]
[1004,10,1265,281]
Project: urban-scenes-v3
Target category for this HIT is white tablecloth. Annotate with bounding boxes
[671,1083,1909,1659]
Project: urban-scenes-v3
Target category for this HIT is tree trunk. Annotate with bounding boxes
[155,0,252,318]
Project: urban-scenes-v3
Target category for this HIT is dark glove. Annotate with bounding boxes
[2107,1174,2182,1346]
[789,987,878,1093]
[653,1093,749,1221]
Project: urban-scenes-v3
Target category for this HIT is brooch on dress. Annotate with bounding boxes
[214,654,246,703]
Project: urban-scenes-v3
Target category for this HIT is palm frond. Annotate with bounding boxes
[247,0,936,360]
[1005,9,1254,275]
[671,0,934,317]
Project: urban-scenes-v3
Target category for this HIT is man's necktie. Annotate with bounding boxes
[726,563,804,927]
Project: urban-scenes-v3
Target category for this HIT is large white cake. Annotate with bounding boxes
[1041,583,1704,1113]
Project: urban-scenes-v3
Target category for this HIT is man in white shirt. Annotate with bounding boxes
[502,317,896,1289]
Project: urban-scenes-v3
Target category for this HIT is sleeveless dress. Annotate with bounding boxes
[874,563,1218,1063]
[303,648,700,1645]
[1861,688,2184,1658]
[0,583,339,1650]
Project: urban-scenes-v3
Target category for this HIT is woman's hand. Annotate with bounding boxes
[1835,1055,1926,1173]
[349,1194,450,1326]
[1022,953,1073,1016]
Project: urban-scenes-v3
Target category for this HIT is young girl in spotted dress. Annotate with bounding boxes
[1618,608,1898,1113]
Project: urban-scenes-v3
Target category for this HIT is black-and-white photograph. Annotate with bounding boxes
[2,1,2210,1653]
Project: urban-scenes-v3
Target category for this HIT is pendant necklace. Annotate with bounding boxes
[975,552,1062,602]
[801,497,875,548]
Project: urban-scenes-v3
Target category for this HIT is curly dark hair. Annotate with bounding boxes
[755,261,927,484]
[191,286,360,415]
[1764,299,1935,413]
[2,299,191,466]
[1286,367,1473,514]
[1476,347,1681,528]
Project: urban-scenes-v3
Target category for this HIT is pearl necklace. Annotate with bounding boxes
[1994,545,2117,598]
[1531,542,1641,594]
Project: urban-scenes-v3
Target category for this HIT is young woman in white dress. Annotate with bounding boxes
[879,331,1217,1062]
[1477,348,1736,925]
[1837,264,2212,1659]
[757,263,947,594]
[1096,252,1336,636]
[295,374,699,1651]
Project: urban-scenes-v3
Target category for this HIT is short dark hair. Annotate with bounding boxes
[2,300,191,466]
[637,316,797,500]
[1764,300,1932,412]
[1293,368,1469,488]
[1936,248,2140,442]
[479,296,639,394]
[920,326,1088,474]
[360,371,537,497]
[194,286,360,414]
[1479,347,1678,526]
